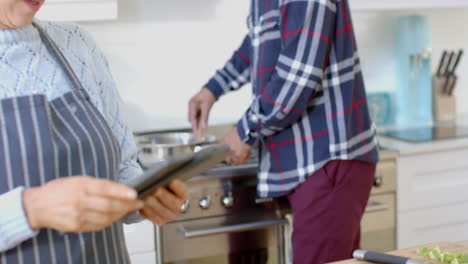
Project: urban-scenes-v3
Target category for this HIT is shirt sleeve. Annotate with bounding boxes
[77,25,145,224]
[204,35,252,99]
[0,187,39,252]
[236,0,337,144]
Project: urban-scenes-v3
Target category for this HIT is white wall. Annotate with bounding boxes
[81,0,251,132]
[80,2,468,132]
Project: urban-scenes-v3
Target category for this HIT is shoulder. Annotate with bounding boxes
[33,20,98,52]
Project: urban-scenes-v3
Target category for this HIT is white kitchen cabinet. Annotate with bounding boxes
[36,0,117,21]
[380,136,468,248]
[129,252,157,264]
[396,147,468,248]
[123,220,156,255]
[350,0,468,10]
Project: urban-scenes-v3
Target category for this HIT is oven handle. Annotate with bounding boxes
[180,218,289,238]
[365,201,389,213]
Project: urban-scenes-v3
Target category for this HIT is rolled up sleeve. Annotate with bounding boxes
[0,187,39,252]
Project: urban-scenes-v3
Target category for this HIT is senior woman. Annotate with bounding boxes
[0,0,188,263]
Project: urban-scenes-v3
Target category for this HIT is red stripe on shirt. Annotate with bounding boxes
[255,66,276,75]
[265,129,329,149]
[327,98,367,118]
[236,51,252,65]
[282,29,332,45]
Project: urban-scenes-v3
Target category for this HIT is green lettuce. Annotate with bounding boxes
[417,247,468,264]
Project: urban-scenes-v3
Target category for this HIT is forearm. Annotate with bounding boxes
[205,35,252,99]
[0,187,39,252]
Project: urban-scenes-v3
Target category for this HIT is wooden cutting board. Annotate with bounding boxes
[329,241,468,264]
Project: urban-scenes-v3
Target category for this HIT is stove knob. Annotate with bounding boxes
[221,195,234,208]
[180,199,190,214]
[199,196,211,210]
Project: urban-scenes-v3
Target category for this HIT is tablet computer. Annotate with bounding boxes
[126,144,231,198]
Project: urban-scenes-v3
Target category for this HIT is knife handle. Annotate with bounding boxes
[354,250,408,264]
[447,75,458,96]
[436,51,448,76]
[353,250,432,264]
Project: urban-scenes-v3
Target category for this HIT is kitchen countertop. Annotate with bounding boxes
[379,147,398,161]
[378,134,468,157]
[329,241,468,264]
[377,119,468,156]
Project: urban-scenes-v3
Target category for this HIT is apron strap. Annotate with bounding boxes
[32,21,86,91]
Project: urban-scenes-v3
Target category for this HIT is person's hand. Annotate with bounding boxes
[188,88,216,139]
[140,180,188,226]
[221,127,253,164]
[23,176,143,233]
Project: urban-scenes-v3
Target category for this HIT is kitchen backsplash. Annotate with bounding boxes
[80,1,468,132]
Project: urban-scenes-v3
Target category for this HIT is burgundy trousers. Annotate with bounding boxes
[287,160,376,264]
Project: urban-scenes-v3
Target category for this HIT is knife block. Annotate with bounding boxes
[433,76,457,122]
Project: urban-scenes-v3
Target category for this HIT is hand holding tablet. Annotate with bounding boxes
[125,144,231,198]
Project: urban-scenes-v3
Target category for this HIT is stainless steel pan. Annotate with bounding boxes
[137,132,217,168]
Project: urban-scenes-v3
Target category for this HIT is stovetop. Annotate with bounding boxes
[380,125,468,143]
[205,150,259,177]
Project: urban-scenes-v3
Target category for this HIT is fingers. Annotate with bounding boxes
[189,88,216,134]
[77,211,112,232]
[83,195,144,214]
[193,127,202,143]
[224,147,251,164]
[167,180,188,201]
[76,211,128,233]
[151,187,185,213]
[188,98,200,131]
[199,103,210,130]
[140,181,188,226]
[83,177,138,201]
[140,197,177,226]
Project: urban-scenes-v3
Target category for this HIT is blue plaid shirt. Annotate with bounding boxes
[205,0,379,198]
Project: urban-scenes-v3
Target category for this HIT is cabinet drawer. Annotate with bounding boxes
[371,160,396,195]
[398,201,468,248]
[361,193,395,233]
[397,148,468,211]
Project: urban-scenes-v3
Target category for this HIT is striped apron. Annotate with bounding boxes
[0,23,130,264]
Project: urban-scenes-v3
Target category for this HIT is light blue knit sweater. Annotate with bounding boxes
[0,20,143,252]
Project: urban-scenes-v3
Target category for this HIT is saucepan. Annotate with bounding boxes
[137,131,218,168]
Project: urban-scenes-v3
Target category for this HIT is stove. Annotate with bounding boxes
[157,163,289,264]
[134,131,289,264]
[380,124,468,143]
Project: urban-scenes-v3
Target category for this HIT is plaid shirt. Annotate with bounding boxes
[205,0,379,197]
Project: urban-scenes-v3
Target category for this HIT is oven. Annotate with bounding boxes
[154,165,290,264]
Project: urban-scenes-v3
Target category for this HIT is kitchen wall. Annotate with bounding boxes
[80,1,468,132]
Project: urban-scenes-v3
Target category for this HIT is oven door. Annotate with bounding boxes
[156,211,287,264]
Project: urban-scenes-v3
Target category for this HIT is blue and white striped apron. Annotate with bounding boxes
[0,23,130,264]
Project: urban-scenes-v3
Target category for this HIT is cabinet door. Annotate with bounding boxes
[398,202,468,248]
[397,148,468,248]
[397,148,468,212]
[123,220,156,255]
[36,0,117,21]
[129,252,157,264]
[350,0,468,10]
